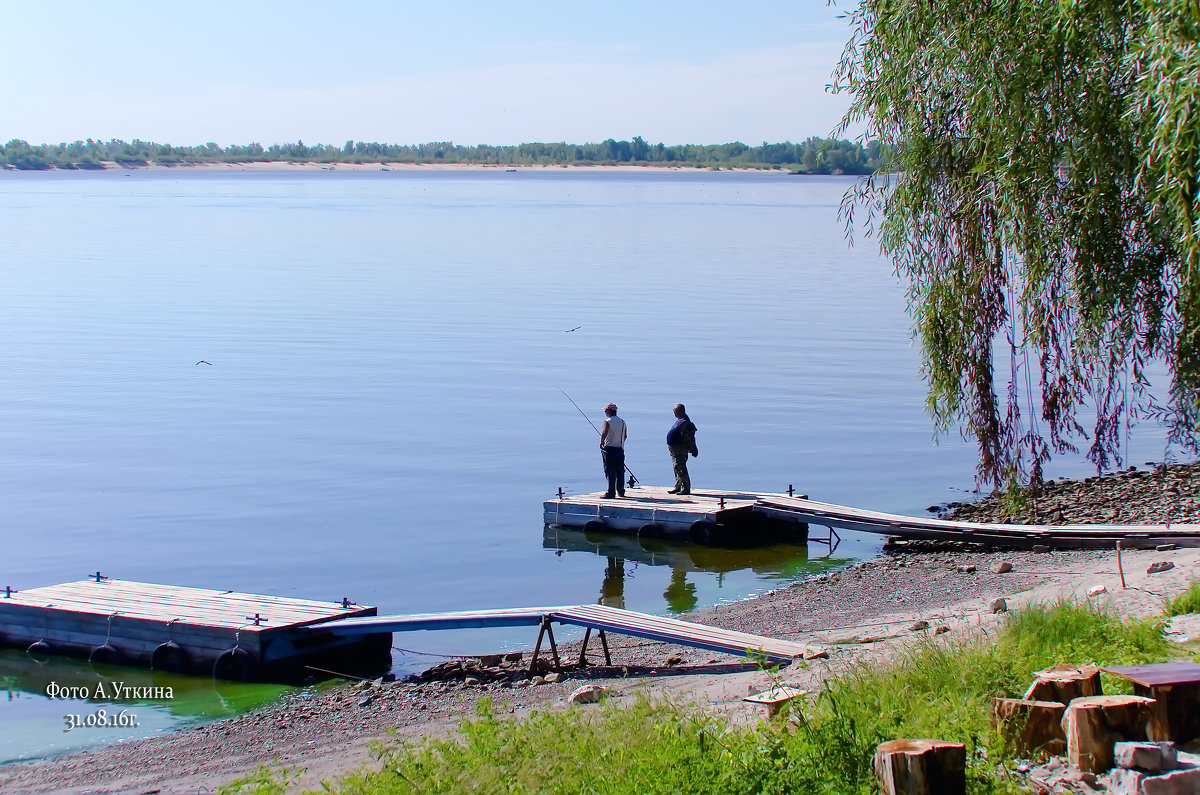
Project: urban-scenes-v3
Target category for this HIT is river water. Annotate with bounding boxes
[0,167,1170,763]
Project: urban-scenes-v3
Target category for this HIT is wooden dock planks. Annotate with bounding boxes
[308,606,574,635]
[313,603,811,665]
[553,604,811,663]
[0,579,387,680]
[757,496,1200,549]
[5,582,346,627]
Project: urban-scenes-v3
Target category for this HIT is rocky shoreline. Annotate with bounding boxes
[3,465,1200,793]
[944,462,1200,526]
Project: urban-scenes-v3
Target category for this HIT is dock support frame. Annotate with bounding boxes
[577,626,612,667]
[529,615,562,675]
[808,524,841,553]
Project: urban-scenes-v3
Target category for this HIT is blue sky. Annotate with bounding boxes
[4,1,858,148]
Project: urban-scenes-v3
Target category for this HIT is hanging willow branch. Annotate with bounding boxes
[833,0,1196,489]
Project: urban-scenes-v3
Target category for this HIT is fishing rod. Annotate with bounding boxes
[556,386,639,487]
[558,385,602,435]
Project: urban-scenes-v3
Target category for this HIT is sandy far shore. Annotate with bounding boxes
[4,161,791,175]
[2,542,1197,794]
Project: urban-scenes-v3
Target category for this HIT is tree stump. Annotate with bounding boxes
[873,739,966,795]
[1061,695,1156,773]
[1023,663,1102,703]
[991,698,1067,756]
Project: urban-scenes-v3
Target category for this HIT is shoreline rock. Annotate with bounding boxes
[944,462,1200,526]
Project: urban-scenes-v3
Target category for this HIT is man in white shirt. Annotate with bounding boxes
[600,402,627,498]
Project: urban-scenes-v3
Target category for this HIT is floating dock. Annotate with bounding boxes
[0,577,392,681]
[543,486,811,546]
[545,488,1200,549]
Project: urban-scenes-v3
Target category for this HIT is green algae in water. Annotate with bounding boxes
[0,649,289,764]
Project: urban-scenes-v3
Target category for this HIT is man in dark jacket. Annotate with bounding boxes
[665,403,698,495]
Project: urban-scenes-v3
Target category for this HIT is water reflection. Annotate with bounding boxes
[664,569,698,613]
[601,556,626,609]
[544,526,851,614]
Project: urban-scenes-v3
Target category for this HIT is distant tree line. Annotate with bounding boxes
[0,136,890,174]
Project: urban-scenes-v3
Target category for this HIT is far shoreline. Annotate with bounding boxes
[0,160,802,175]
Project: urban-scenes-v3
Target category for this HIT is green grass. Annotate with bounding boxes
[1166,579,1200,616]
[818,600,1169,758]
[217,764,301,794]
[220,601,1174,794]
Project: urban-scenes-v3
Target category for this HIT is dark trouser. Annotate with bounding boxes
[602,446,625,497]
[669,444,691,493]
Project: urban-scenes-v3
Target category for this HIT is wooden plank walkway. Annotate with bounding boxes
[757,496,1200,549]
[0,578,388,680]
[552,605,811,663]
[311,603,811,665]
[307,606,573,633]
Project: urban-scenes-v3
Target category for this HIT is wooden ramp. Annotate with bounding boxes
[756,496,1200,549]
[552,604,811,662]
[311,603,812,668]
[0,578,391,681]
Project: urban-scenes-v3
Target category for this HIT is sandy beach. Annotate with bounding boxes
[2,472,1199,792]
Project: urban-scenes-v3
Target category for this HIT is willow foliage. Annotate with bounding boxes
[834,0,1200,489]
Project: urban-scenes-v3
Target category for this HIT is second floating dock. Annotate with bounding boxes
[543,486,810,546]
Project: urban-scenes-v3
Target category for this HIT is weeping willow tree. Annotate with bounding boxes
[833,0,1200,490]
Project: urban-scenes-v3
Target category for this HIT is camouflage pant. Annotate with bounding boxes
[669,445,691,493]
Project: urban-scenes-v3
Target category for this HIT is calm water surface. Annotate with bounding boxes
[0,168,1169,762]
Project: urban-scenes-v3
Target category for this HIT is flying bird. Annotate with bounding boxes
[565,326,581,333]
[196,360,212,366]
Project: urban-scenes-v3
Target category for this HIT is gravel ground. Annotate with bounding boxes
[3,466,1200,794]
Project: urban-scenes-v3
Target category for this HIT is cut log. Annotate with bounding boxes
[1061,695,1156,773]
[873,739,966,795]
[1023,663,1102,703]
[991,698,1067,756]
